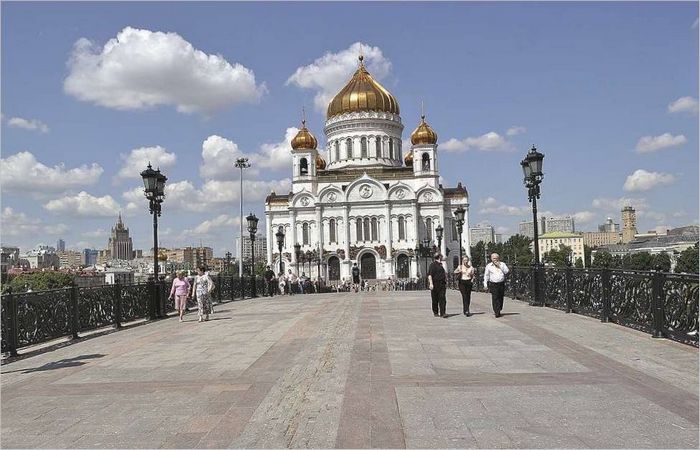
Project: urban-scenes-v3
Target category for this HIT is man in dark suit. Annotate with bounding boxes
[428,253,448,318]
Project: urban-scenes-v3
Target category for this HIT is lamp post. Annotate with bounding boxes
[420,237,431,288]
[140,163,167,320]
[235,158,251,279]
[276,226,285,275]
[453,206,465,260]
[521,145,545,306]
[225,251,232,274]
[294,243,301,275]
[435,224,444,256]
[246,213,259,298]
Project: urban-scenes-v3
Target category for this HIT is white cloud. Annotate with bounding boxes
[572,211,596,224]
[1,207,67,237]
[667,96,699,114]
[440,132,512,152]
[592,197,649,211]
[44,191,121,217]
[6,117,49,133]
[623,169,676,192]
[254,128,299,171]
[64,27,266,115]
[635,133,687,153]
[84,229,109,238]
[117,146,176,179]
[190,214,240,235]
[1,151,103,193]
[286,42,392,112]
[506,126,526,136]
[199,135,248,180]
[495,226,510,235]
[478,197,529,216]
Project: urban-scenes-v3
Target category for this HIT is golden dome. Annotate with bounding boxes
[316,155,327,170]
[410,115,438,145]
[327,56,400,119]
[404,150,414,166]
[291,120,318,150]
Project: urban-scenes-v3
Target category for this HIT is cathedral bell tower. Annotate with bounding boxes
[291,116,324,191]
[408,114,439,179]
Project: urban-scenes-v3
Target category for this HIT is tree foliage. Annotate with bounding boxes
[470,234,533,267]
[542,244,573,267]
[675,243,699,274]
[5,272,74,293]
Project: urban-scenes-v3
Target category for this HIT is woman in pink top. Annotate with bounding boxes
[169,271,190,322]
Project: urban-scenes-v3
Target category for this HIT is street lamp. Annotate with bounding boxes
[235,157,251,279]
[140,162,167,320]
[246,213,259,298]
[294,243,301,274]
[521,145,545,306]
[420,237,431,288]
[225,251,232,274]
[453,206,465,260]
[435,224,444,255]
[276,226,285,275]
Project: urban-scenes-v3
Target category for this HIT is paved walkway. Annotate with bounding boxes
[1,291,697,449]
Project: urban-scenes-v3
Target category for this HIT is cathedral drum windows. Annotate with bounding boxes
[300,158,308,176]
[421,153,430,171]
[334,141,340,162]
[355,216,381,243]
[346,138,353,159]
[375,137,381,158]
[389,138,394,160]
[361,137,368,158]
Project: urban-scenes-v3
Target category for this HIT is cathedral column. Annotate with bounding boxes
[413,201,420,279]
[343,204,351,278]
[384,203,393,276]
[316,206,323,279]
[439,207,447,270]
[290,210,298,270]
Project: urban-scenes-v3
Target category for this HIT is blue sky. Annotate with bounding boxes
[2,1,698,255]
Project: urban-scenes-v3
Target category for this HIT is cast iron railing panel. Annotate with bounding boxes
[120,284,149,322]
[609,270,654,334]
[543,268,567,310]
[570,269,603,318]
[662,274,699,345]
[78,285,116,332]
[15,288,73,347]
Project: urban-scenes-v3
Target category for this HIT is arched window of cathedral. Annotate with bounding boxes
[389,138,394,160]
[375,137,381,157]
[363,218,370,242]
[426,218,433,241]
[329,219,337,244]
[300,158,308,176]
[398,216,406,240]
[356,219,363,242]
[422,153,430,171]
[334,141,340,162]
[371,217,378,241]
[361,137,368,158]
[302,223,309,245]
[346,138,353,158]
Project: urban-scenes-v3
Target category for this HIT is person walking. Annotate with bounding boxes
[263,265,276,297]
[193,266,214,322]
[428,253,448,318]
[168,271,190,322]
[278,272,286,295]
[454,256,475,316]
[483,253,509,317]
[351,263,361,292]
[287,269,297,295]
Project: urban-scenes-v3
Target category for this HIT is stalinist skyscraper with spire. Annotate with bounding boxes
[108,213,133,260]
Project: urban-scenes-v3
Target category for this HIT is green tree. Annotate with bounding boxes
[622,252,655,271]
[470,241,488,267]
[574,257,584,268]
[6,272,74,293]
[583,245,593,267]
[543,244,573,267]
[502,234,534,266]
[675,243,699,274]
[591,250,614,268]
[653,252,671,272]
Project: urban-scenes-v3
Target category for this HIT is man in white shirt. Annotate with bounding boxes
[483,253,510,317]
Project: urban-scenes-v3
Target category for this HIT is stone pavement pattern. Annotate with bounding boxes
[1,291,698,449]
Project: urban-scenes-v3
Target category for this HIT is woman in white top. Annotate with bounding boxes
[454,256,476,316]
[193,266,214,322]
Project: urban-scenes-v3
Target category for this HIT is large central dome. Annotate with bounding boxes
[326,56,400,119]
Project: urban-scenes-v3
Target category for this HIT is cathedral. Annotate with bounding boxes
[265,56,470,282]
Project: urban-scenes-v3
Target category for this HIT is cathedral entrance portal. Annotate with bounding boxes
[360,253,377,280]
[328,256,340,281]
[396,254,409,279]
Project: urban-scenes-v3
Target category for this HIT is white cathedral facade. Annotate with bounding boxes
[265,56,471,282]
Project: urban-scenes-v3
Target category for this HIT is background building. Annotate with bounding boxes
[582,231,621,247]
[518,217,546,239]
[598,217,620,232]
[21,245,59,269]
[83,248,99,266]
[621,206,638,243]
[1,246,21,278]
[107,213,133,260]
[469,224,494,245]
[58,250,83,268]
[238,235,267,263]
[543,216,575,233]
[538,232,585,266]
[56,239,66,252]
[162,246,214,269]
[494,233,503,244]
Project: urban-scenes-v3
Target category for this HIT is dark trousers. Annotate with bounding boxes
[431,283,447,316]
[458,280,473,314]
[489,281,505,314]
[266,281,275,296]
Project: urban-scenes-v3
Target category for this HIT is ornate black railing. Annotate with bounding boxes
[1,275,263,357]
[500,266,698,346]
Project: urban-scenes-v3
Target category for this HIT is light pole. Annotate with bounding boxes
[246,213,259,298]
[276,226,285,275]
[521,145,545,306]
[225,251,232,274]
[294,243,301,275]
[435,224,444,256]
[140,163,167,320]
[453,206,465,261]
[421,237,431,288]
[235,157,251,279]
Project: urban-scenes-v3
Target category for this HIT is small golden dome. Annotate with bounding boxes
[327,56,400,119]
[404,150,414,166]
[291,120,318,150]
[410,115,438,145]
[316,155,327,170]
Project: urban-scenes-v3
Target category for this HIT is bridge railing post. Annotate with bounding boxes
[601,268,611,323]
[565,265,573,313]
[114,282,122,329]
[70,283,80,339]
[651,268,665,338]
[7,288,19,357]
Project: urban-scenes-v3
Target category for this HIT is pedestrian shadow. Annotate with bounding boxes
[499,312,520,316]
[2,353,105,374]
[443,314,462,318]
[466,312,486,316]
